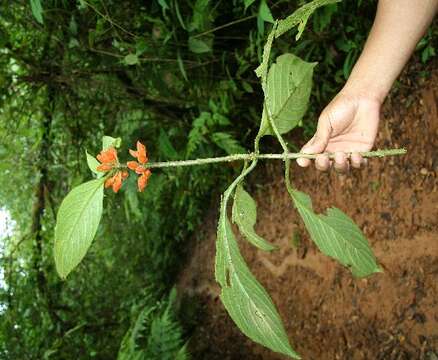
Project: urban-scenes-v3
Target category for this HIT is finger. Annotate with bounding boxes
[301,116,332,155]
[297,157,311,167]
[315,153,330,171]
[297,114,333,167]
[297,135,316,167]
[350,152,363,169]
[334,151,349,172]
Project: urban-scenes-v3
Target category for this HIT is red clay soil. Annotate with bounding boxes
[177,68,438,360]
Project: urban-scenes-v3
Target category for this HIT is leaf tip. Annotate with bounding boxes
[374,266,384,274]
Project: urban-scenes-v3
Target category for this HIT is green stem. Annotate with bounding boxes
[131,148,406,169]
[264,105,296,196]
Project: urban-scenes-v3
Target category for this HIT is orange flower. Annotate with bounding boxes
[104,170,128,193]
[129,141,148,164]
[96,147,118,172]
[138,170,152,192]
[128,141,151,192]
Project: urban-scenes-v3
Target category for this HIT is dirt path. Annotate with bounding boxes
[177,69,438,359]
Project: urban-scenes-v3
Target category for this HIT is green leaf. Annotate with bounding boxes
[54,179,105,279]
[135,39,149,56]
[177,50,188,81]
[211,132,245,155]
[30,0,43,24]
[215,207,300,359]
[102,135,122,150]
[69,16,78,35]
[258,0,274,23]
[158,0,169,13]
[244,0,256,10]
[174,0,187,30]
[232,186,277,251]
[188,37,211,54]
[124,53,139,66]
[158,129,179,160]
[255,21,277,93]
[242,81,253,93]
[85,150,103,178]
[262,54,316,136]
[276,0,341,40]
[292,190,381,278]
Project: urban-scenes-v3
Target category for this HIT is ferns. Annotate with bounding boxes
[211,132,246,155]
[146,303,189,360]
[186,111,245,157]
[118,289,189,360]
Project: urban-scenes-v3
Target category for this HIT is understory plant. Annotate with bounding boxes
[53,1,406,358]
[117,288,189,360]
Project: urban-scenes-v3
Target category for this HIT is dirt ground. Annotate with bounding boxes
[177,66,438,360]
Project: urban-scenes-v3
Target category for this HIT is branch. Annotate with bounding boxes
[134,148,407,169]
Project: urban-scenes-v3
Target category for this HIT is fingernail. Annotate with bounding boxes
[334,152,348,172]
[297,158,308,167]
[315,154,329,171]
[351,152,362,169]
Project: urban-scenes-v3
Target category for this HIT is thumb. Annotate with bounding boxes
[301,116,332,154]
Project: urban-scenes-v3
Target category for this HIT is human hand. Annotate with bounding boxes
[296,90,381,171]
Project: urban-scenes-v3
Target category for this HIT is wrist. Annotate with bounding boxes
[341,76,387,106]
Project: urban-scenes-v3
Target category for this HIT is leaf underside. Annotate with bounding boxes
[54,179,104,279]
[232,185,276,251]
[102,135,122,150]
[292,190,381,278]
[276,0,341,40]
[261,53,316,136]
[215,210,300,359]
[85,150,103,178]
[30,0,43,24]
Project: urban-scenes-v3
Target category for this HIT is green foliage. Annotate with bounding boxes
[232,185,276,251]
[54,179,105,279]
[292,190,381,277]
[212,2,385,357]
[262,54,316,135]
[30,0,43,24]
[255,21,277,91]
[276,0,341,40]
[416,27,437,64]
[211,132,246,155]
[158,130,179,160]
[85,151,103,177]
[118,289,189,360]
[187,110,244,157]
[124,54,140,66]
[244,0,257,10]
[258,0,274,24]
[188,37,211,54]
[213,21,314,353]
[215,205,299,359]
[103,136,122,150]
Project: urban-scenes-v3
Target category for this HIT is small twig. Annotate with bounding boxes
[81,0,138,38]
[191,15,257,38]
[137,149,407,169]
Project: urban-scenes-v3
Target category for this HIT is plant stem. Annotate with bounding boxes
[139,149,406,169]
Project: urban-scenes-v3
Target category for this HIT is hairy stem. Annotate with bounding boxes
[264,105,296,195]
[123,148,406,169]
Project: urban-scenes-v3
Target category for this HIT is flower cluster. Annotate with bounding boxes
[95,141,151,193]
[127,141,152,192]
[96,147,128,193]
